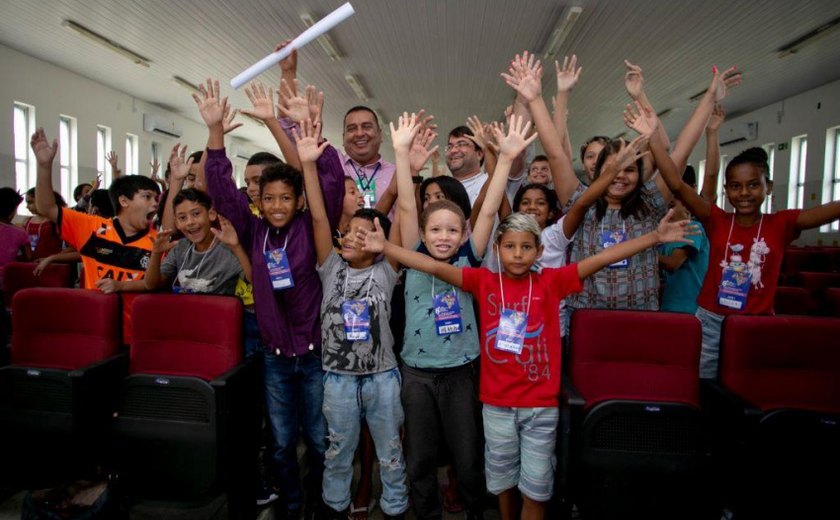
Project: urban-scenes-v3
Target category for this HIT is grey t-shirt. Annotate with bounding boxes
[317,250,399,374]
[160,239,243,295]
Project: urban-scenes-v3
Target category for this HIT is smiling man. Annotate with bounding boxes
[341,106,395,209]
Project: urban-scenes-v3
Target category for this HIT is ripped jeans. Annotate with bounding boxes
[322,367,409,516]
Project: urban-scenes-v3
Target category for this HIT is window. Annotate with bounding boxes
[822,127,840,232]
[788,135,808,209]
[125,133,139,175]
[761,143,775,213]
[717,155,728,209]
[59,115,77,203]
[13,102,36,194]
[97,125,112,185]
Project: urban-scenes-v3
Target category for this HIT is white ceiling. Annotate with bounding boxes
[2,0,840,165]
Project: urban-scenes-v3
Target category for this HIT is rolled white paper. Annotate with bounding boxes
[230,2,355,89]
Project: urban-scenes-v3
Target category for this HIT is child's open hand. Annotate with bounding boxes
[211,215,239,248]
[193,78,228,128]
[358,217,386,254]
[707,103,726,132]
[277,78,309,123]
[293,119,329,163]
[152,229,179,254]
[624,60,645,100]
[555,54,582,93]
[168,143,194,185]
[410,126,439,172]
[493,114,539,160]
[623,100,658,137]
[655,208,700,244]
[709,65,742,102]
[501,52,543,102]
[30,128,58,168]
[390,112,421,152]
[243,81,276,122]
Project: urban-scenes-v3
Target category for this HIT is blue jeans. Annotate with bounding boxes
[242,310,261,358]
[696,307,725,379]
[322,368,409,516]
[264,351,328,510]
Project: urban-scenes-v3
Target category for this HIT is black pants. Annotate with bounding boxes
[402,362,485,519]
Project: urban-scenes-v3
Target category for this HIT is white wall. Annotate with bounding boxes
[686,79,840,246]
[0,43,257,202]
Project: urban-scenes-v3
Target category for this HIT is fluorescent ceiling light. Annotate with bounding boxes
[62,20,151,68]
[300,13,344,61]
[345,75,370,102]
[613,131,627,140]
[656,108,673,118]
[542,6,583,61]
[172,76,200,93]
[777,15,840,58]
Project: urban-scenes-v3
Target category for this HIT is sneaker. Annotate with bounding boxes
[255,484,279,506]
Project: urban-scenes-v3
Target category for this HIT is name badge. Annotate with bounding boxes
[496,308,527,355]
[600,230,628,268]
[342,300,370,341]
[264,248,294,290]
[717,266,750,310]
[172,285,196,294]
[357,178,376,208]
[434,289,462,336]
[28,234,40,251]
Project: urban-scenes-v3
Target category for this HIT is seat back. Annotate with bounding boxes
[130,294,243,380]
[774,286,813,315]
[3,262,75,304]
[827,288,840,317]
[569,310,701,409]
[720,315,840,415]
[12,288,120,370]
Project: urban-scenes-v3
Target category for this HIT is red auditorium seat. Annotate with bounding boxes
[113,293,255,518]
[773,286,814,315]
[2,261,76,306]
[562,310,710,519]
[709,315,840,519]
[827,288,840,317]
[0,288,124,488]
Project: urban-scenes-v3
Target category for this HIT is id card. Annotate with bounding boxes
[434,289,462,336]
[342,300,370,341]
[717,267,750,310]
[28,234,40,251]
[264,248,294,290]
[172,285,196,294]
[496,308,527,354]
[357,178,376,208]
[600,230,628,268]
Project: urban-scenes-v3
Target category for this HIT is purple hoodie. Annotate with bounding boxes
[205,146,344,356]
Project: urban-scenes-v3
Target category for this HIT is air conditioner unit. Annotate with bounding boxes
[143,114,183,138]
[720,122,758,146]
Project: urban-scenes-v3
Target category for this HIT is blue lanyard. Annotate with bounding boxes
[351,162,380,192]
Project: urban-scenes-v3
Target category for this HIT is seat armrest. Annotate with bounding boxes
[701,378,763,420]
[562,378,586,408]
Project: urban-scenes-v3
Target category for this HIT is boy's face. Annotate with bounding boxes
[343,179,365,218]
[494,230,542,279]
[25,194,39,216]
[118,189,159,230]
[174,200,215,247]
[527,160,551,185]
[244,164,266,206]
[583,141,605,181]
[341,217,377,265]
[260,180,303,228]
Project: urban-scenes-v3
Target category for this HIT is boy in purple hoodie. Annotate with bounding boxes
[196,79,344,517]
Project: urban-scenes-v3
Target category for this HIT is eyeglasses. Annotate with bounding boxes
[445,140,474,152]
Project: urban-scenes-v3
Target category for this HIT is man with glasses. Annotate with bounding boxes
[445,126,487,206]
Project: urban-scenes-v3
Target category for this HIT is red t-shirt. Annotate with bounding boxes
[24,217,63,260]
[461,264,582,408]
[697,206,800,316]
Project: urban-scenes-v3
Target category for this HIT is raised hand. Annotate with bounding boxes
[359,217,386,253]
[90,173,102,191]
[30,128,58,167]
[277,78,310,123]
[502,52,543,102]
[168,143,194,185]
[624,60,645,100]
[106,151,119,170]
[709,65,742,102]
[193,78,227,128]
[465,115,489,150]
[389,112,420,152]
[555,54,582,93]
[410,127,439,172]
[243,81,277,121]
[610,135,651,172]
[211,214,240,248]
[708,103,725,132]
[293,118,329,163]
[150,158,160,177]
[275,39,297,75]
[152,229,179,254]
[623,100,658,137]
[655,208,698,244]
[306,85,325,124]
[492,114,539,159]
[222,102,242,135]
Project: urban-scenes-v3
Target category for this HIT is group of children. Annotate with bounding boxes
[3,45,840,520]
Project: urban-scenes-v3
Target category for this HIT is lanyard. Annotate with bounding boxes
[262,228,289,254]
[350,162,381,192]
[343,266,375,301]
[174,238,217,288]
[722,213,764,265]
[496,249,533,317]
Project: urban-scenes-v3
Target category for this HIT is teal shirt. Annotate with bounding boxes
[660,219,709,314]
[400,240,482,369]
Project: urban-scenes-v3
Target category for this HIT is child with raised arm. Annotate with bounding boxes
[635,81,840,377]
[198,78,344,518]
[361,206,694,520]
[295,118,408,519]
